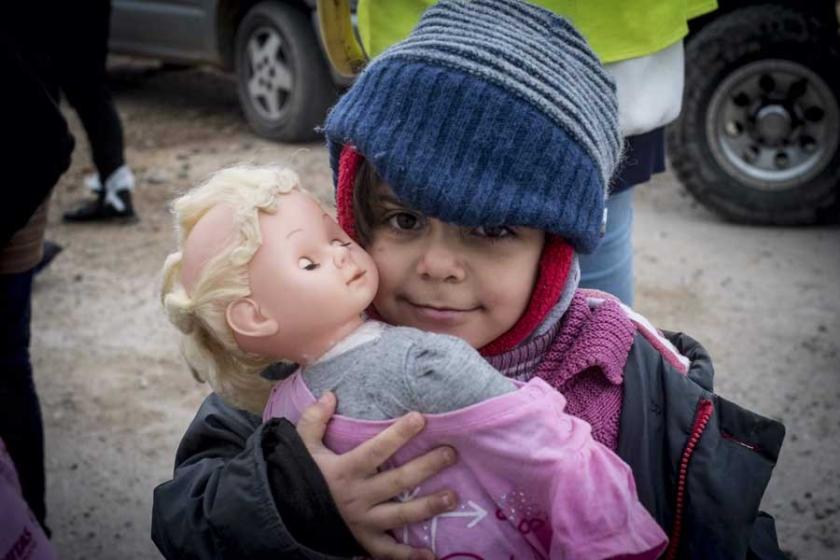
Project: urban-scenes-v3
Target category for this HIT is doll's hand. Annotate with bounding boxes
[297,392,457,560]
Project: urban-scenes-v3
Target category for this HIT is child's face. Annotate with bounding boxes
[247,190,378,345]
[365,183,544,348]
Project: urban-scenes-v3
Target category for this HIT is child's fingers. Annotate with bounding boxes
[366,447,457,504]
[363,534,435,560]
[345,412,426,475]
[295,392,337,450]
[367,491,458,531]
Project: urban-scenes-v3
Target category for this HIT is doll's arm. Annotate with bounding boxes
[404,331,515,414]
[304,329,513,419]
[151,392,361,559]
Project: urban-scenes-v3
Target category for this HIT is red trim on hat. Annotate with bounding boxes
[479,236,572,356]
[337,145,363,242]
[336,144,573,357]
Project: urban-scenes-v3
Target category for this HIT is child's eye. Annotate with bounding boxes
[472,225,514,239]
[298,257,319,271]
[387,212,423,231]
[331,239,352,247]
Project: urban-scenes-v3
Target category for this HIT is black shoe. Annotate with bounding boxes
[33,240,63,276]
[62,190,138,223]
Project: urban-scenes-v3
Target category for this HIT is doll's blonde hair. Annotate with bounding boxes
[161,165,300,413]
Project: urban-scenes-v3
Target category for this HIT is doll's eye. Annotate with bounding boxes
[298,257,319,271]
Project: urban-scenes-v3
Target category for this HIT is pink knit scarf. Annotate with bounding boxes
[490,289,637,450]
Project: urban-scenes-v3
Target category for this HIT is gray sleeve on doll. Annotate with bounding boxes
[388,327,515,415]
[305,327,514,420]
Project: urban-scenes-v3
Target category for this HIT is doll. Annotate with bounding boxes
[160,165,666,559]
[160,165,513,416]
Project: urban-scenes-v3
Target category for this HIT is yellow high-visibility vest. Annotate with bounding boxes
[357,0,717,63]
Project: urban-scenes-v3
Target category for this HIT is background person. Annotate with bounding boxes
[0,19,74,535]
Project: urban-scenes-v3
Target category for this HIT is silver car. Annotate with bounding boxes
[110,0,340,141]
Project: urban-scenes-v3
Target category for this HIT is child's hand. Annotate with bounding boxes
[297,392,458,560]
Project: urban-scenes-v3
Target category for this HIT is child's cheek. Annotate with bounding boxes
[368,243,390,275]
[485,290,522,324]
[493,272,537,319]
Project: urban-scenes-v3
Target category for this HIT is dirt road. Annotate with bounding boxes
[33,61,839,559]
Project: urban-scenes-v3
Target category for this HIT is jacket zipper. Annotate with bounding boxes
[665,398,714,560]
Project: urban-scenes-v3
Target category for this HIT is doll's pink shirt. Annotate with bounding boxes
[265,374,667,560]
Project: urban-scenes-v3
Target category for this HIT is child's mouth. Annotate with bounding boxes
[401,298,480,325]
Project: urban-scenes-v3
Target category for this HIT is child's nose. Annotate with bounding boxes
[416,241,465,282]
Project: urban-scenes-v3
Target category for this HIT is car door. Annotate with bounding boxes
[109,0,218,63]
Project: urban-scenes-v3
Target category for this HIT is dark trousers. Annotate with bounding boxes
[55,0,125,181]
[0,269,48,531]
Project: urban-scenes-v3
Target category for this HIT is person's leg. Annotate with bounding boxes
[64,82,126,184]
[0,269,48,531]
[579,128,666,305]
[578,188,635,305]
[58,0,123,178]
[59,0,136,222]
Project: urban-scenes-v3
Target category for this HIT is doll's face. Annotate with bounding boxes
[241,190,378,359]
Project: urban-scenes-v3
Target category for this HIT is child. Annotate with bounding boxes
[152,1,785,559]
[160,165,666,558]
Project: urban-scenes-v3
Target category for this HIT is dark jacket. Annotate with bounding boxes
[0,25,74,247]
[151,403,361,559]
[619,332,785,560]
[152,332,784,559]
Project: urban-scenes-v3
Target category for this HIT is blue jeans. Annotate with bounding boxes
[579,188,635,305]
[0,269,48,531]
[578,127,665,305]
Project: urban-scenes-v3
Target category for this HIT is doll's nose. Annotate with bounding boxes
[332,243,351,267]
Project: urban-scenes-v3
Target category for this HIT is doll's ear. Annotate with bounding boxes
[226,297,279,338]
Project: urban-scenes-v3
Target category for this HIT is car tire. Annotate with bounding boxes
[667,4,840,224]
[234,1,337,142]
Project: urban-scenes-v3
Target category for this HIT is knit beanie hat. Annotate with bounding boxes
[324,0,623,254]
[325,0,622,355]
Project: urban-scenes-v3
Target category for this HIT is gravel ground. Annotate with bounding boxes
[31,60,840,559]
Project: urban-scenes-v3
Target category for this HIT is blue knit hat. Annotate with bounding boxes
[324,0,622,254]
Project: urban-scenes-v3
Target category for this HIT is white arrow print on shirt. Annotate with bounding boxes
[430,500,488,554]
[395,487,422,543]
